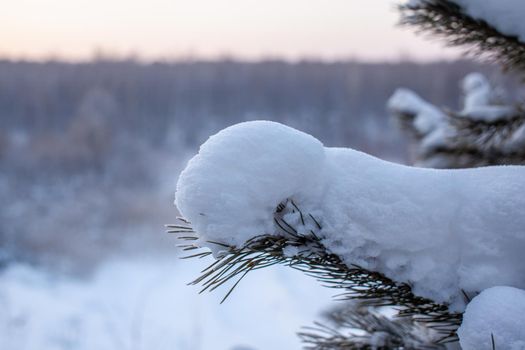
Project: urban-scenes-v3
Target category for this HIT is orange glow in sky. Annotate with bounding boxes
[0,0,462,61]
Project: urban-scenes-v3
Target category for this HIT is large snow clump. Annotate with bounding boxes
[175,121,525,310]
[175,121,325,248]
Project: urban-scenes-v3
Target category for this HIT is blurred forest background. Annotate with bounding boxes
[2,57,517,272]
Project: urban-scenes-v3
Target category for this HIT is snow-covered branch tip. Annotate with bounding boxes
[388,73,525,168]
[168,199,462,344]
[399,0,525,72]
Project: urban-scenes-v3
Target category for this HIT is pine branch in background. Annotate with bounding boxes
[398,0,525,72]
[388,73,525,168]
[425,110,525,167]
[168,200,462,346]
[299,302,446,350]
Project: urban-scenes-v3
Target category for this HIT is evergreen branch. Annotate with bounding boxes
[421,110,525,167]
[168,200,462,343]
[399,0,525,72]
[392,109,423,138]
[298,302,446,349]
[448,109,525,157]
[388,88,525,167]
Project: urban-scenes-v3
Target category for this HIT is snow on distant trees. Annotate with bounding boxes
[388,72,525,168]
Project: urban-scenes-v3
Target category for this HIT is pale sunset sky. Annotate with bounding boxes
[0,0,462,61]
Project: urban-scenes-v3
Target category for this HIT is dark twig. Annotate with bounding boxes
[299,302,446,349]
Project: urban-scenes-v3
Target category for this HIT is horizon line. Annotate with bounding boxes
[0,52,471,65]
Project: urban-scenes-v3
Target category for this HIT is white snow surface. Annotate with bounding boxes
[458,286,525,350]
[461,72,492,112]
[0,258,332,350]
[387,88,445,135]
[175,121,525,309]
[175,120,325,248]
[459,72,517,122]
[458,105,517,122]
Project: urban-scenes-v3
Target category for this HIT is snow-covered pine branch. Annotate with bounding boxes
[399,0,525,72]
[171,200,461,345]
[174,121,525,349]
[388,72,525,168]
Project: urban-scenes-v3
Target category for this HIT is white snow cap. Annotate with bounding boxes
[458,286,525,350]
[461,72,492,112]
[462,72,489,93]
[458,105,517,122]
[459,72,517,122]
[387,88,445,135]
[175,121,325,248]
[175,121,525,308]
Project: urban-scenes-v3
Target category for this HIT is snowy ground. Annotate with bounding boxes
[0,257,333,350]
